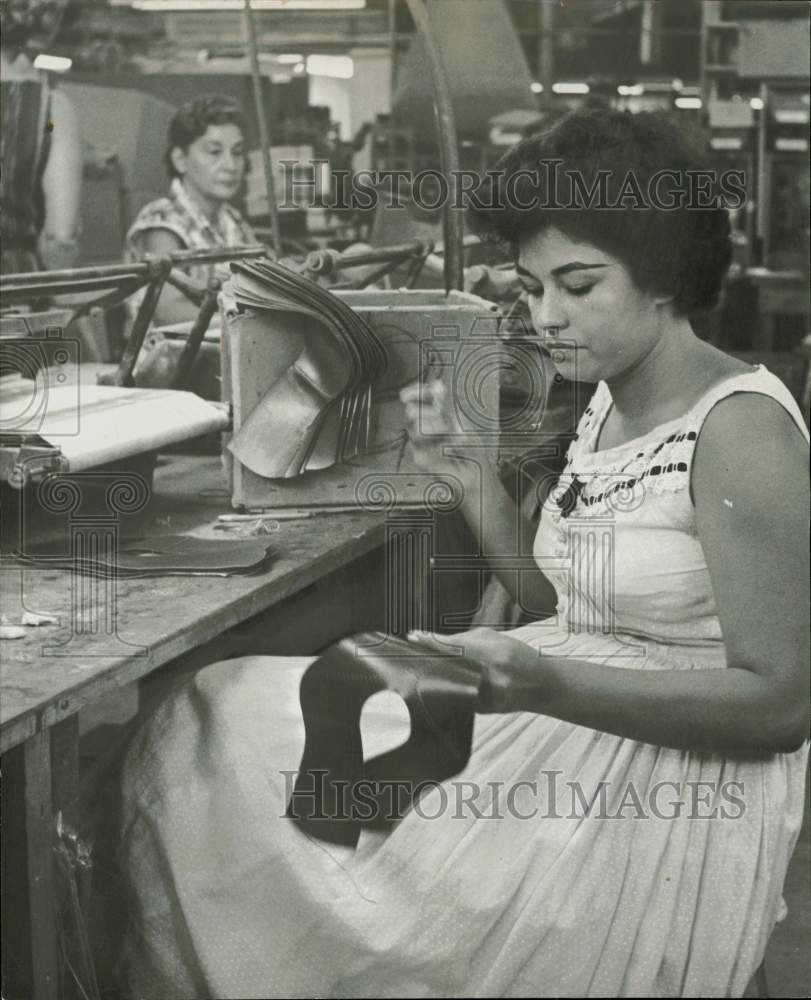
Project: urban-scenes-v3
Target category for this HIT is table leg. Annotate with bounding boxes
[1,730,60,1000]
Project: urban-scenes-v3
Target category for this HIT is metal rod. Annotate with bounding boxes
[165,269,207,307]
[0,246,266,291]
[170,281,221,390]
[755,81,769,267]
[345,255,418,290]
[166,244,267,265]
[404,0,464,292]
[305,240,430,276]
[1,263,147,287]
[538,0,555,112]
[387,0,398,168]
[403,253,427,288]
[1,275,145,303]
[243,0,282,257]
[106,260,172,388]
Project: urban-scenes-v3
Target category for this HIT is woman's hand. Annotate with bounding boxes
[411,627,548,714]
[399,377,490,480]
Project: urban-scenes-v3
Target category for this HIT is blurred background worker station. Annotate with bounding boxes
[0,3,809,1000]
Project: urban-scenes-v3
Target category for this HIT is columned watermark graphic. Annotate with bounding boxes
[32,472,151,657]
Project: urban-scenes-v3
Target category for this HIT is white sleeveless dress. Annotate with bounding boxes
[118,365,809,998]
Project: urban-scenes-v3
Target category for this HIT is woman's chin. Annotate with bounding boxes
[211,184,239,202]
[550,351,591,382]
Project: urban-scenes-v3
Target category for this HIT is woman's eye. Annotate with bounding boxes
[566,285,593,297]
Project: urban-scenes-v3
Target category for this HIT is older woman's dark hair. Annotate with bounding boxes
[470,110,733,315]
[165,95,247,179]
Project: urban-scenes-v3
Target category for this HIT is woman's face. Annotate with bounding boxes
[516,227,666,384]
[172,123,246,204]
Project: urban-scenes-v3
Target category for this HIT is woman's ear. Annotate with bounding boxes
[170,145,187,177]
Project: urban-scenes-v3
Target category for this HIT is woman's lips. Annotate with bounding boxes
[542,343,580,356]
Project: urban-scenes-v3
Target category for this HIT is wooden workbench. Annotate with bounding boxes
[1,453,402,1000]
[0,455,391,755]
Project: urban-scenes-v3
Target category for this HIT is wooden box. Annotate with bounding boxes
[221,289,504,510]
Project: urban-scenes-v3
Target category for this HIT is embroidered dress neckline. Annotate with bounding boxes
[586,364,764,459]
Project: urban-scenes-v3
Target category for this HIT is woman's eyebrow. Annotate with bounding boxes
[515,263,542,283]
[516,261,607,282]
[551,262,607,276]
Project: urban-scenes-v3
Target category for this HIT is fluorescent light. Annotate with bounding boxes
[675,97,702,110]
[638,80,673,92]
[775,109,809,124]
[129,1,365,10]
[306,54,354,79]
[490,130,523,145]
[711,137,743,150]
[749,97,764,111]
[33,54,72,72]
[617,84,644,97]
[530,82,543,94]
[775,137,808,152]
[552,82,590,95]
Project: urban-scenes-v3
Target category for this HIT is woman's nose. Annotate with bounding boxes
[528,293,566,336]
[223,150,241,171]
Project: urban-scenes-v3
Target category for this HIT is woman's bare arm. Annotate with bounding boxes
[131,229,199,327]
[451,393,809,756]
[400,377,558,615]
[458,459,558,617]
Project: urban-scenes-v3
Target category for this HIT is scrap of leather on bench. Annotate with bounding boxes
[15,534,275,577]
[287,631,484,847]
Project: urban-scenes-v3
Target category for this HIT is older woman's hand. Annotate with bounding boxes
[410,627,548,714]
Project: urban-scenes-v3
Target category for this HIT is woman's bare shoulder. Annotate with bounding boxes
[702,343,760,380]
[692,389,808,511]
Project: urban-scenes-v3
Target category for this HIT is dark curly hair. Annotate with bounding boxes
[470,110,734,316]
[165,94,247,179]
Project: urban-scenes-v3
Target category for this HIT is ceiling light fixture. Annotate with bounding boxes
[126,1,366,11]
[552,82,590,95]
[306,54,354,79]
[33,54,72,72]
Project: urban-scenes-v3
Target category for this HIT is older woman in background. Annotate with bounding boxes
[125,94,257,327]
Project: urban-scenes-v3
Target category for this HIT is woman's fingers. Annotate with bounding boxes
[400,380,457,440]
[399,378,447,409]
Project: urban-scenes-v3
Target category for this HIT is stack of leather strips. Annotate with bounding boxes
[223,259,387,479]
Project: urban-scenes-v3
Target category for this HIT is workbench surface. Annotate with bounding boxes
[0,455,387,754]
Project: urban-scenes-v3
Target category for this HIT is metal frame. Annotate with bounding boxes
[303,235,481,290]
[1,245,267,389]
